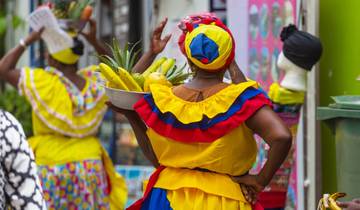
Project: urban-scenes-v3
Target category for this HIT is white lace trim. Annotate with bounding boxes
[27,69,106,130]
[23,83,105,138]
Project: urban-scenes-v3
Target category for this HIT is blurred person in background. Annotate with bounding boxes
[0,9,171,209]
[0,109,46,210]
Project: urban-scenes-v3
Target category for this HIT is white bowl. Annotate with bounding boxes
[104,86,148,110]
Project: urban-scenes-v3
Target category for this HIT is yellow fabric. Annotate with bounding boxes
[185,24,233,71]
[147,126,257,176]
[268,82,305,104]
[51,48,80,65]
[146,81,263,208]
[19,67,107,138]
[29,135,102,166]
[149,80,259,124]
[19,67,127,210]
[155,167,248,202]
[166,186,251,210]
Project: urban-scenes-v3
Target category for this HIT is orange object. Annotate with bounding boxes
[81,5,93,20]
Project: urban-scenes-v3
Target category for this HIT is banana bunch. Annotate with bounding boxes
[98,38,192,92]
[99,57,191,92]
[317,192,346,210]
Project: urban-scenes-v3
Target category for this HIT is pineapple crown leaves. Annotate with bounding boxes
[166,62,193,85]
[104,38,142,73]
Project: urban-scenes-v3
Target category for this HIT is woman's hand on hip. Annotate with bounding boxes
[231,174,266,205]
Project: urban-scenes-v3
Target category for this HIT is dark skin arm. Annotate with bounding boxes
[81,18,171,73]
[228,61,247,84]
[106,102,160,168]
[80,19,110,56]
[338,199,360,210]
[232,106,292,204]
[0,28,44,87]
[132,18,171,73]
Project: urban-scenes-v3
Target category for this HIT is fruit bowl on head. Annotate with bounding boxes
[57,19,87,32]
[104,86,148,110]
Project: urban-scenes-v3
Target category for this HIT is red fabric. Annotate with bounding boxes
[127,166,166,210]
[134,94,271,143]
[258,191,287,208]
[253,202,265,210]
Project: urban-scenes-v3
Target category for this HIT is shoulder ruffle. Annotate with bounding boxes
[18,67,107,138]
[134,81,272,143]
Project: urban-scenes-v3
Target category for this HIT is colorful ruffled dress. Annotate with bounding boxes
[18,66,127,210]
[130,80,272,210]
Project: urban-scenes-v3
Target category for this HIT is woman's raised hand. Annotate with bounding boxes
[150,18,172,55]
[25,27,45,46]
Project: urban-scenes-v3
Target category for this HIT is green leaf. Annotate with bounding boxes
[98,55,119,72]
[100,38,142,73]
[129,49,141,73]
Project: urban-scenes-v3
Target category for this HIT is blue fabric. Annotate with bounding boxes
[189,33,219,63]
[141,188,173,210]
[144,87,263,130]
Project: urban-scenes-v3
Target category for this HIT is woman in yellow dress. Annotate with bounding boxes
[108,14,292,210]
[0,16,171,210]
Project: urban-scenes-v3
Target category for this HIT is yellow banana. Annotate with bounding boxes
[330,192,346,200]
[106,81,119,89]
[159,58,176,75]
[328,197,341,210]
[99,63,129,90]
[132,73,145,89]
[142,57,167,77]
[317,192,346,210]
[317,198,326,210]
[118,67,143,92]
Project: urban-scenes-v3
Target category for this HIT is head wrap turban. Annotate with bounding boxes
[178,13,235,71]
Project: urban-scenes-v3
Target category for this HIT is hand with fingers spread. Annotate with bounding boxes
[338,199,360,210]
[150,17,172,55]
[231,174,266,205]
[132,18,172,73]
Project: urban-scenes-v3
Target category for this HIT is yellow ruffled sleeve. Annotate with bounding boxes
[18,67,108,137]
[269,82,305,104]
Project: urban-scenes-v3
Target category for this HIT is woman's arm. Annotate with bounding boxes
[0,29,43,87]
[132,18,171,73]
[83,18,171,73]
[228,61,247,84]
[106,102,160,167]
[80,19,111,56]
[232,106,292,203]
